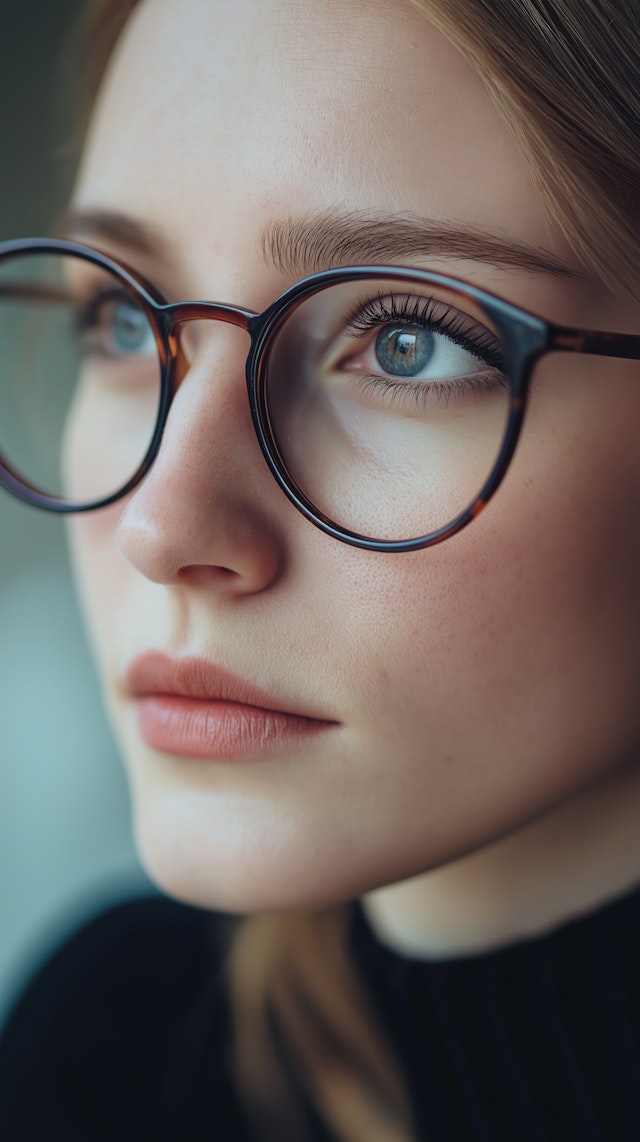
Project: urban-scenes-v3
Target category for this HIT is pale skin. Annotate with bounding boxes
[66,0,640,958]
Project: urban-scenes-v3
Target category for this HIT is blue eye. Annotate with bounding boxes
[110,302,155,355]
[74,287,156,359]
[375,324,434,377]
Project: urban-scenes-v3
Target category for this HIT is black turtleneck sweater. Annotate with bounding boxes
[1,884,639,1140]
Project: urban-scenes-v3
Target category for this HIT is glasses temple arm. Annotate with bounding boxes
[549,325,640,361]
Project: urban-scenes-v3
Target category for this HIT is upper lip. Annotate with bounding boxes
[125,651,335,722]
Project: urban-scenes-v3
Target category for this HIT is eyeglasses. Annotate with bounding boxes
[1,236,640,552]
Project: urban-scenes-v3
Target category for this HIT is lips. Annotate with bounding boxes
[124,651,337,759]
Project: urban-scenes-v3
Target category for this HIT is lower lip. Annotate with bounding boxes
[135,695,334,759]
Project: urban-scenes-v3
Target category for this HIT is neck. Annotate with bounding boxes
[361,756,640,960]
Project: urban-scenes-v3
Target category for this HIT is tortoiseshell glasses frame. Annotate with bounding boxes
[2,236,640,553]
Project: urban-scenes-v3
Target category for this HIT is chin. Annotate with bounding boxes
[129,794,368,916]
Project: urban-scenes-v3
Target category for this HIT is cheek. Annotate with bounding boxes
[66,505,132,671]
[331,359,640,782]
[297,389,640,890]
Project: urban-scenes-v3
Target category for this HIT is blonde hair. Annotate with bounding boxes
[78,2,640,1139]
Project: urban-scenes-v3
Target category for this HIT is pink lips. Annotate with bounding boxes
[125,652,337,760]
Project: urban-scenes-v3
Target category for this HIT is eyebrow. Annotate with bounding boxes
[264,209,577,278]
[58,206,577,280]
[56,209,169,261]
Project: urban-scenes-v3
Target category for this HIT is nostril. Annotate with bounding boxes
[114,460,285,595]
[177,563,238,582]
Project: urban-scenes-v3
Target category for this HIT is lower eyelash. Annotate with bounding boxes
[353,369,508,411]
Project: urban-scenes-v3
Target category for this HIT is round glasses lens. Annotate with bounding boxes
[0,250,162,506]
[264,275,513,543]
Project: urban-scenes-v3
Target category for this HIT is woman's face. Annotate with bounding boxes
[67,0,640,914]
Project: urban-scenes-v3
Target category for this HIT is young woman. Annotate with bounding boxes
[1,0,639,1138]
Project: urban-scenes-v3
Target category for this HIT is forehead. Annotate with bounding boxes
[75,0,548,275]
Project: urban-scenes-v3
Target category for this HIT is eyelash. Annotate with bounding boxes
[337,292,509,410]
[344,292,506,372]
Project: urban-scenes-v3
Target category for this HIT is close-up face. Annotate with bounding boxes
[64,0,640,915]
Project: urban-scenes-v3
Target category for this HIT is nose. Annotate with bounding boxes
[115,321,286,596]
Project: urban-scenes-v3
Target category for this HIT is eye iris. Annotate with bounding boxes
[375,324,433,377]
[112,302,150,353]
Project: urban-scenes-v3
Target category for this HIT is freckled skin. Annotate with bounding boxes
[68,0,640,956]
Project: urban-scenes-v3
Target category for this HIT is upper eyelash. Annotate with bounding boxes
[344,292,506,371]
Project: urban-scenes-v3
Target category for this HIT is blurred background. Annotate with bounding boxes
[0,0,150,1026]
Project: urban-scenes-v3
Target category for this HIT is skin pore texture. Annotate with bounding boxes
[67,0,640,959]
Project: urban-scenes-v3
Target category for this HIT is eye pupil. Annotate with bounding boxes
[375,324,433,376]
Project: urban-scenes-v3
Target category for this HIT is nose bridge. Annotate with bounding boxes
[115,295,285,590]
[135,296,267,537]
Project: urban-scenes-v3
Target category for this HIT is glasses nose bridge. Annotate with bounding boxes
[156,300,262,428]
[160,299,259,376]
[162,299,257,338]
